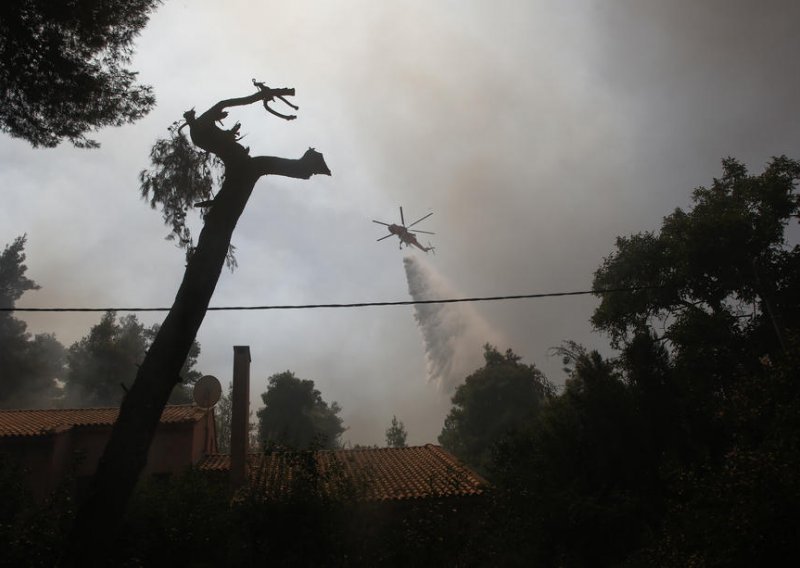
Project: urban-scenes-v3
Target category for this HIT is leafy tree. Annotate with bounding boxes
[593,156,800,456]
[0,235,38,307]
[68,82,328,563]
[479,157,800,565]
[492,345,660,566]
[65,312,147,407]
[256,371,346,450]
[385,415,408,448]
[0,236,65,408]
[0,0,160,148]
[63,311,201,407]
[593,156,799,356]
[439,344,552,474]
[564,156,800,565]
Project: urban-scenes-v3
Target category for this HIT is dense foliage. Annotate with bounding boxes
[439,345,553,474]
[0,0,159,147]
[139,122,232,263]
[489,156,800,565]
[1,240,204,409]
[64,311,202,406]
[0,236,65,408]
[492,345,665,565]
[256,371,346,450]
[593,156,799,354]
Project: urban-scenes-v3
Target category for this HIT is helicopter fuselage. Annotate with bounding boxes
[387,225,431,252]
[373,207,435,253]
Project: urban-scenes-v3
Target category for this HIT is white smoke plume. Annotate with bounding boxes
[404,256,505,392]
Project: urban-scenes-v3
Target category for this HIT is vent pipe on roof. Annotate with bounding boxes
[230,346,250,489]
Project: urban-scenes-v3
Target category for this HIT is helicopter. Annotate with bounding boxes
[373,207,435,253]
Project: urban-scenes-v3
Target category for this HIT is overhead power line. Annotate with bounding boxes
[1,286,664,313]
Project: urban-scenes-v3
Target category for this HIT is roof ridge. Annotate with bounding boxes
[0,405,207,438]
[0,403,195,413]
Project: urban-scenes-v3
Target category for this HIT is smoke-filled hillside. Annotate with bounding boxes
[404,256,505,392]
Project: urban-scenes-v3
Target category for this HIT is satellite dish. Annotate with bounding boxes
[193,375,222,408]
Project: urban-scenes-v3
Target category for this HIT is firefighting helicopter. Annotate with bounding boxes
[372,207,435,253]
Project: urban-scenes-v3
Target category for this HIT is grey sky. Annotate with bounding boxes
[2,0,798,445]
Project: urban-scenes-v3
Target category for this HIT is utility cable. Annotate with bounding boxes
[1,286,665,313]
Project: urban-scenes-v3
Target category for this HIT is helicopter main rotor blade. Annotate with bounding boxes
[372,220,391,226]
[400,206,405,227]
[377,234,394,242]
[407,211,433,229]
[411,230,435,235]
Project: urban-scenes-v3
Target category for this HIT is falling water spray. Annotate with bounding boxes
[403,256,504,392]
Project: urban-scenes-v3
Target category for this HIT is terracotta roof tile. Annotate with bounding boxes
[198,445,487,502]
[0,405,208,438]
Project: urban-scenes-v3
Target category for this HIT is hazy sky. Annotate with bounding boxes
[2,0,798,445]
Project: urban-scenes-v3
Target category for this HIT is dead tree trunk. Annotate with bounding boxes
[64,87,330,565]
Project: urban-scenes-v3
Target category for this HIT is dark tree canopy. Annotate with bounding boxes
[65,311,202,407]
[257,371,345,450]
[65,312,147,406]
[0,0,159,148]
[439,345,552,474]
[592,156,800,354]
[0,235,38,307]
[492,345,660,566]
[591,156,800,455]
[0,318,64,409]
[485,157,800,565]
[0,236,65,408]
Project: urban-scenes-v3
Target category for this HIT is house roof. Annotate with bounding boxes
[198,444,488,502]
[0,405,209,438]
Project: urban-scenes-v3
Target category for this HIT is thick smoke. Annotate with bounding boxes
[404,256,504,392]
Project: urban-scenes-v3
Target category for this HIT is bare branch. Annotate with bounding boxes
[250,148,331,179]
[202,86,296,122]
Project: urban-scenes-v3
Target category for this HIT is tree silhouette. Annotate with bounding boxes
[256,371,346,450]
[591,156,800,461]
[66,82,330,564]
[439,344,553,475]
[0,0,160,147]
[488,157,800,564]
[592,156,800,355]
[64,311,203,407]
[385,415,408,448]
[0,236,65,408]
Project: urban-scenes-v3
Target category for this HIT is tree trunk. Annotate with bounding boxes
[64,88,329,565]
